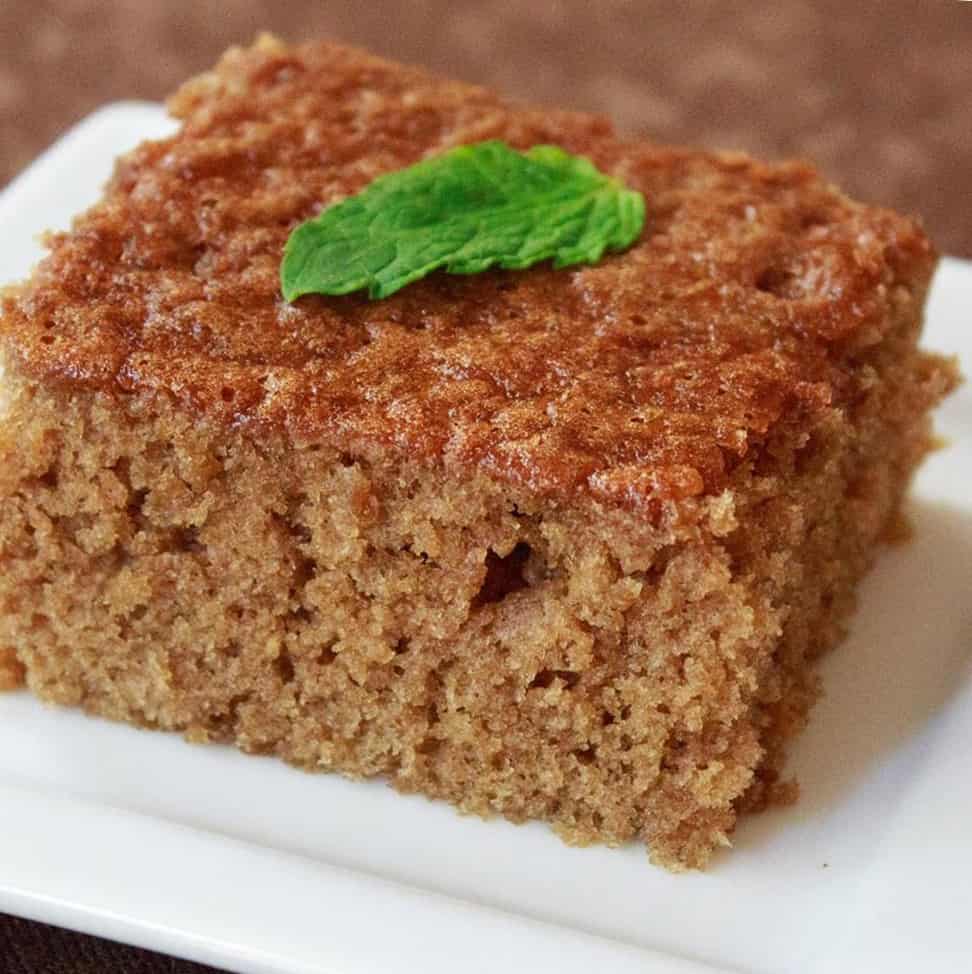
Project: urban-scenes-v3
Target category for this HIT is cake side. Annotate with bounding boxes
[0,360,758,869]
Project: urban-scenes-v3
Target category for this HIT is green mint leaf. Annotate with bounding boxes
[280,140,645,301]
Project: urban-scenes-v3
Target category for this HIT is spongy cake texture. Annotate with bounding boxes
[0,36,959,869]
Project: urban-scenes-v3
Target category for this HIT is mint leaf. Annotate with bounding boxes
[280,140,645,301]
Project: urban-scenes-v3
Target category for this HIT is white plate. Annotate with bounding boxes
[1,104,970,974]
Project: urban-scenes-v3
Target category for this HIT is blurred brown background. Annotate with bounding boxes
[0,3,970,974]
[1,0,971,254]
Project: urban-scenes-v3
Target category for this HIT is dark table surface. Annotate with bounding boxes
[1,2,970,972]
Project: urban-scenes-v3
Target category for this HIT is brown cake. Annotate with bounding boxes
[0,35,958,869]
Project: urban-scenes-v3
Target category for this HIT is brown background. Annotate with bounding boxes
[0,1,969,972]
[2,0,971,255]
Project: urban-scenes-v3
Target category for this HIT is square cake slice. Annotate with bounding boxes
[0,36,958,869]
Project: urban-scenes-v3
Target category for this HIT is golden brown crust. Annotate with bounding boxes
[0,35,938,513]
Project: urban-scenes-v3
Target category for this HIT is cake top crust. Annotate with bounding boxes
[0,36,936,511]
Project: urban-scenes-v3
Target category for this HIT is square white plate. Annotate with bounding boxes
[1,104,970,974]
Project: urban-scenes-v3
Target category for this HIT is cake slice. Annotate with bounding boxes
[0,36,958,869]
